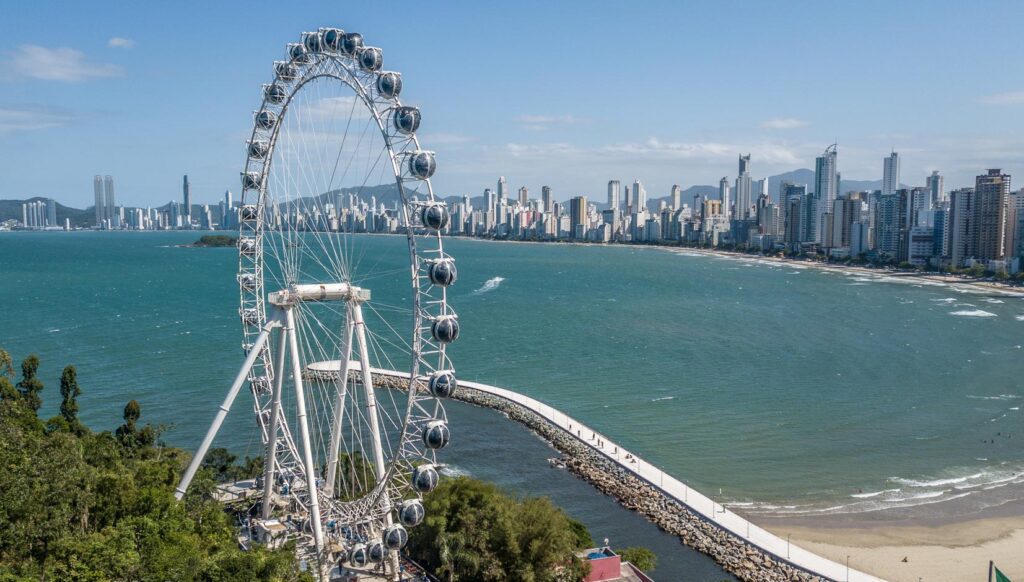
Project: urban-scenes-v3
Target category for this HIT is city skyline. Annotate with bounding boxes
[2,1,1024,207]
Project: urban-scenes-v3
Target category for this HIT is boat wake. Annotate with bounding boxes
[473,276,505,295]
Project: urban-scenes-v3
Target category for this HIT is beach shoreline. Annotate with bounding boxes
[456,235,1024,297]
[760,515,1024,582]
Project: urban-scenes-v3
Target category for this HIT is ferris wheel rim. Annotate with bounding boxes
[233,29,456,539]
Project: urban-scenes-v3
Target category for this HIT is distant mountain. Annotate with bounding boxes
[0,198,93,227]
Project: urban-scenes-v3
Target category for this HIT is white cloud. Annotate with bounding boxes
[1,45,122,82]
[760,117,808,129]
[0,107,73,134]
[515,114,589,131]
[978,90,1024,105]
[107,37,136,49]
[418,132,478,145]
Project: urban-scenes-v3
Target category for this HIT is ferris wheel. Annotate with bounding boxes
[175,27,459,579]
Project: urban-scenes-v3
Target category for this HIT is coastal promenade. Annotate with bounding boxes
[369,367,885,582]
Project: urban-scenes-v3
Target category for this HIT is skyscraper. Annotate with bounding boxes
[222,190,234,229]
[735,154,752,220]
[927,171,945,204]
[569,196,588,239]
[882,151,900,196]
[103,175,116,223]
[607,180,620,211]
[497,176,508,202]
[814,144,838,243]
[671,185,682,210]
[93,175,104,225]
[517,186,529,207]
[974,169,1010,262]
[718,177,731,219]
[183,175,193,228]
[632,180,646,212]
[542,186,553,213]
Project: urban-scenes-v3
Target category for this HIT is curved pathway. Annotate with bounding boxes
[370,366,885,582]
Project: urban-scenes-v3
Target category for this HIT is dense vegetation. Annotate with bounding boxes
[0,348,309,581]
[193,235,238,247]
[0,348,654,581]
[408,477,593,582]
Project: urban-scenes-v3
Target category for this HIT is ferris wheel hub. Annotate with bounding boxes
[267,282,371,306]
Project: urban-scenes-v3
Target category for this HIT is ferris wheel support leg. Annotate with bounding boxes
[352,303,388,481]
[324,306,355,498]
[174,320,277,500]
[285,307,326,556]
[352,303,400,580]
[261,323,289,520]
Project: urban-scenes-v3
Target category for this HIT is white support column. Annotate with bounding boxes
[261,325,288,520]
[175,320,276,500]
[285,308,326,556]
[324,305,355,498]
[352,302,387,480]
[352,303,400,580]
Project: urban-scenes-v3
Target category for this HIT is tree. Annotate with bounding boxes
[16,354,44,412]
[407,476,590,582]
[59,365,82,431]
[619,546,657,572]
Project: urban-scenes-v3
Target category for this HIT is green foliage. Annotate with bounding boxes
[195,235,238,247]
[16,354,43,412]
[619,546,657,571]
[0,348,310,581]
[203,448,264,483]
[59,365,82,432]
[407,476,591,582]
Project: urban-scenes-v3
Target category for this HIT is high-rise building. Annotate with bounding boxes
[632,180,646,212]
[222,190,234,229]
[624,185,633,213]
[103,175,115,223]
[671,185,682,211]
[974,169,1010,263]
[814,144,838,243]
[607,180,620,211]
[735,154,752,220]
[46,198,56,227]
[94,175,104,225]
[875,190,909,260]
[497,176,508,202]
[542,186,553,213]
[183,175,193,229]
[718,177,731,219]
[517,186,529,207]
[882,151,900,196]
[569,196,588,239]
[927,170,945,204]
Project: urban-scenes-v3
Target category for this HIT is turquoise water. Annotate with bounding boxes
[3,230,1024,564]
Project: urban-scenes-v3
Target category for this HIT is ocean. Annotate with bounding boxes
[4,230,1024,577]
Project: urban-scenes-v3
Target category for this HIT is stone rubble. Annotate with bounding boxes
[370,372,831,582]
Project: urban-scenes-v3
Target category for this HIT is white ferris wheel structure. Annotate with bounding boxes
[174,26,460,580]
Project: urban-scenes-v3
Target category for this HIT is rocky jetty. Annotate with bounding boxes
[367,372,830,581]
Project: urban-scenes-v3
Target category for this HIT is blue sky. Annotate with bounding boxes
[1,0,1022,207]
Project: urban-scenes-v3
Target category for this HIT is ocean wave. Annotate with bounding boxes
[1016,315,1024,321]
[967,394,1020,401]
[932,298,958,303]
[983,298,1006,304]
[650,396,675,402]
[851,488,900,499]
[891,473,982,488]
[439,465,471,477]
[473,276,505,295]
[950,309,997,317]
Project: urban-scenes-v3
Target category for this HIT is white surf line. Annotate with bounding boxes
[369,367,884,582]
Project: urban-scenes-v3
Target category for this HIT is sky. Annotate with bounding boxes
[1,0,1023,208]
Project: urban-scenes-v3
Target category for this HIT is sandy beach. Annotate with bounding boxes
[763,517,1024,582]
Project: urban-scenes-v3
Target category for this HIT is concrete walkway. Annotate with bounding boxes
[372,367,886,582]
